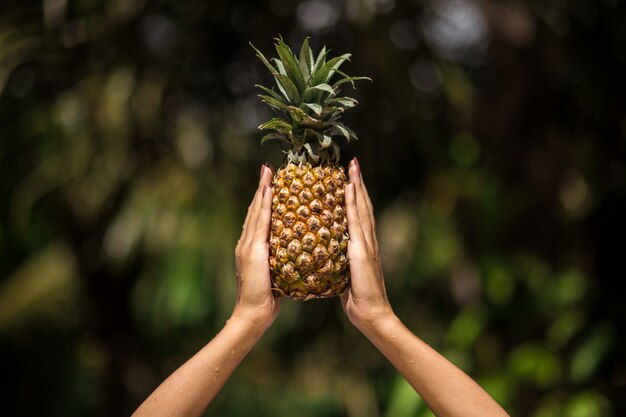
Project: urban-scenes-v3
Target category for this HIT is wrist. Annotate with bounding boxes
[352,306,398,335]
[230,305,275,335]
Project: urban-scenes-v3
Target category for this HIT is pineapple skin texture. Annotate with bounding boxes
[269,162,350,300]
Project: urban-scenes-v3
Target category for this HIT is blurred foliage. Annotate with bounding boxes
[1,0,625,416]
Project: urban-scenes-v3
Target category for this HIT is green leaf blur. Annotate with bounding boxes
[0,0,624,416]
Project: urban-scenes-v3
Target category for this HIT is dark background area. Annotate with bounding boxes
[1,0,625,416]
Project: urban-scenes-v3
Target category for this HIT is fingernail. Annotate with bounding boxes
[354,157,360,169]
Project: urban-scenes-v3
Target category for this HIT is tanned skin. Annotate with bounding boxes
[132,160,509,417]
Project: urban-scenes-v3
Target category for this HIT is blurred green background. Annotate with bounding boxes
[1,0,624,416]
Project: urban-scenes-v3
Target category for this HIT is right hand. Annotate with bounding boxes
[233,164,280,330]
[341,158,394,331]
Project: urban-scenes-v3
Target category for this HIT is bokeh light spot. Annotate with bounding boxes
[297,0,340,32]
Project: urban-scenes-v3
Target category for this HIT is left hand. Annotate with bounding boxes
[233,164,280,329]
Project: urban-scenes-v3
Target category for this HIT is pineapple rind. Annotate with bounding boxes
[269,162,350,300]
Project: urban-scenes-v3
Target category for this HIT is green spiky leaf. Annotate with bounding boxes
[259,94,291,113]
[289,106,332,129]
[275,38,306,93]
[299,37,313,80]
[312,83,336,95]
[304,128,321,141]
[325,97,358,108]
[250,42,278,74]
[320,134,332,148]
[332,74,372,90]
[312,46,328,74]
[273,58,287,76]
[320,106,344,119]
[261,132,290,145]
[331,121,358,141]
[312,54,351,86]
[255,84,284,102]
[252,39,370,164]
[331,142,341,163]
[259,118,293,132]
[303,83,335,103]
[304,142,320,163]
[274,73,302,104]
[291,129,304,149]
[303,103,322,116]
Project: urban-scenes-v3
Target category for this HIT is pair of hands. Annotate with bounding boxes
[233,158,392,331]
[133,158,510,417]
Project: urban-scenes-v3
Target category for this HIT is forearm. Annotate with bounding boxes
[132,313,268,417]
[360,314,509,417]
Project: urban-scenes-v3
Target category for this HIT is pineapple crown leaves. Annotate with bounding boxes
[251,37,371,164]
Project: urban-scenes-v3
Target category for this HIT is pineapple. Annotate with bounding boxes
[251,37,370,300]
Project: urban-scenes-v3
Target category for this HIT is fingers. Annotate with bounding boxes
[345,182,367,248]
[348,159,377,250]
[356,161,378,251]
[242,165,269,235]
[253,185,273,244]
[240,188,260,244]
[242,165,274,247]
[355,159,376,225]
[260,163,275,186]
[244,186,273,297]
